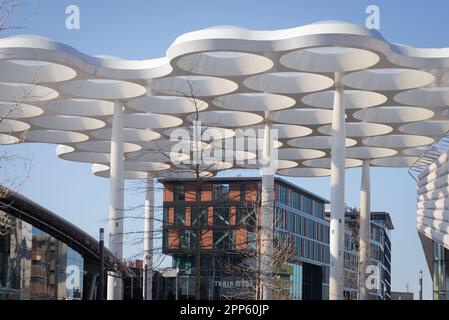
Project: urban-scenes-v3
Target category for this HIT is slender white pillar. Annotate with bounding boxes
[107,102,125,300]
[260,116,274,300]
[359,159,371,300]
[143,173,154,300]
[329,73,346,300]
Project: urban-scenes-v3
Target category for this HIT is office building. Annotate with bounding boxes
[161,177,329,300]
[161,177,394,300]
[341,210,393,300]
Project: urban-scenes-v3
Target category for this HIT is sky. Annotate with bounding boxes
[4,0,449,299]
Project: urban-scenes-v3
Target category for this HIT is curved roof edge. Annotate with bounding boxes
[0,186,133,278]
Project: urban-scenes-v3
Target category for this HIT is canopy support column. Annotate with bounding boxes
[359,159,371,300]
[143,173,154,300]
[329,72,346,300]
[260,114,274,300]
[107,101,125,300]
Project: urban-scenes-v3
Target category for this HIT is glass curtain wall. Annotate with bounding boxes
[0,211,84,300]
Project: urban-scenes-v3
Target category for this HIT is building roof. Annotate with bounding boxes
[0,186,133,277]
[344,211,394,230]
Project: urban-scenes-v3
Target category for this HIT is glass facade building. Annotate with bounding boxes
[0,211,84,299]
[274,180,330,299]
[341,211,393,300]
[0,186,132,300]
[432,242,449,299]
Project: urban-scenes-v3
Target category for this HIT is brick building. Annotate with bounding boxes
[161,177,330,300]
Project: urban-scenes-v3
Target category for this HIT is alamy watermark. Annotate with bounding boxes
[65,265,81,290]
[365,4,380,30]
[365,264,382,292]
[65,5,80,30]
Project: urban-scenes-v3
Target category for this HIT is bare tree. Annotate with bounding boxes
[118,72,230,300]
[0,0,39,195]
[215,184,294,300]
[0,0,26,32]
[167,73,231,300]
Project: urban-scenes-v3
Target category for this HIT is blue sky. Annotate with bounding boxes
[5,0,449,299]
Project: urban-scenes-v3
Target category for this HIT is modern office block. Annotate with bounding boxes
[161,177,393,300]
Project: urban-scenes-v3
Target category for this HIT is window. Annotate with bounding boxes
[213,231,235,250]
[245,206,257,229]
[292,191,299,210]
[315,202,324,219]
[247,232,256,250]
[191,207,208,227]
[303,196,312,214]
[174,183,185,201]
[278,185,286,204]
[213,183,230,201]
[175,257,193,275]
[214,207,230,226]
[180,230,195,249]
[174,207,186,226]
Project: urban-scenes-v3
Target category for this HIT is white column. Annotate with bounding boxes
[329,72,346,300]
[260,116,274,300]
[107,101,125,300]
[143,173,154,300]
[359,159,371,300]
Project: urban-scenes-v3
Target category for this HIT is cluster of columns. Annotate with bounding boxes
[107,80,372,299]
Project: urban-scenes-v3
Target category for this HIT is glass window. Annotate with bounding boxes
[236,207,247,227]
[315,202,324,219]
[174,183,185,201]
[213,231,235,250]
[191,207,207,227]
[180,230,195,250]
[214,207,230,226]
[213,183,230,201]
[174,207,186,226]
[247,232,256,250]
[303,196,312,214]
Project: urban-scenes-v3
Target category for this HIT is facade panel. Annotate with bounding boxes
[416,149,449,300]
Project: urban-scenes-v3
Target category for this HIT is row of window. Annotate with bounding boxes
[173,183,232,202]
[166,227,329,265]
[276,231,329,263]
[275,184,325,218]
[165,206,257,228]
[164,229,236,251]
[275,207,329,243]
